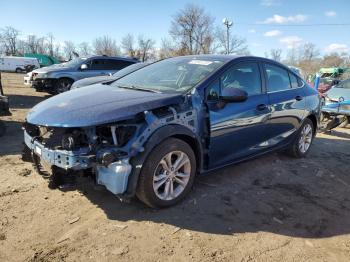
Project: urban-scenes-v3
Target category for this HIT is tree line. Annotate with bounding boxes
[0,4,349,77]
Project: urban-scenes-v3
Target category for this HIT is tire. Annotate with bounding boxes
[136,138,196,208]
[15,68,22,73]
[287,118,315,158]
[338,116,349,128]
[56,78,73,94]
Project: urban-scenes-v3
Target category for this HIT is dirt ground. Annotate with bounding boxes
[0,72,350,262]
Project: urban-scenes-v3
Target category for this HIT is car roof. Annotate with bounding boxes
[84,55,139,62]
[172,54,293,72]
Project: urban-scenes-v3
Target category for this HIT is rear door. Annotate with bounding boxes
[263,63,306,146]
[208,61,271,168]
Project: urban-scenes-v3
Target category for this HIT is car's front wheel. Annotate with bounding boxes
[56,78,73,94]
[287,118,315,158]
[136,138,196,208]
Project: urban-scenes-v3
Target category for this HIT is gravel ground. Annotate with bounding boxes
[0,72,350,262]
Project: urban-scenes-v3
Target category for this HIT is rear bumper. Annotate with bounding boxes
[32,78,57,92]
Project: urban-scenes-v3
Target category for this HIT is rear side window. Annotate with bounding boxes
[265,64,291,92]
[220,62,262,95]
[107,60,134,70]
[289,73,301,88]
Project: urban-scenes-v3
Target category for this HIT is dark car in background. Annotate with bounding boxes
[31,56,138,94]
[70,62,149,89]
[23,55,320,207]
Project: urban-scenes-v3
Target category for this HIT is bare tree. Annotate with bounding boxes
[93,35,119,56]
[286,46,299,66]
[26,34,46,54]
[46,33,55,57]
[321,53,344,67]
[121,34,136,57]
[169,4,215,55]
[270,48,282,61]
[158,38,178,59]
[216,28,249,55]
[137,35,155,62]
[299,42,319,61]
[78,42,92,56]
[0,26,20,55]
[63,41,76,60]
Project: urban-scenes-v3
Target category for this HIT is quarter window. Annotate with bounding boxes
[289,73,300,88]
[220,62,262,95]
[265,64,291,92]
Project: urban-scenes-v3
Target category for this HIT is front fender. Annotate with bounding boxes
[125,124,203,198]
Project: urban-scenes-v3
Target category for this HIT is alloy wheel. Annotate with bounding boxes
[153,151,191,201]
[298,123,313,153]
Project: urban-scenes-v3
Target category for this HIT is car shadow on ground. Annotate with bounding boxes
[73,132,350,239]
[0,119,25,156]
[7,94,50,109]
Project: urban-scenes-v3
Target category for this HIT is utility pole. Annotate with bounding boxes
[222,18,233,55]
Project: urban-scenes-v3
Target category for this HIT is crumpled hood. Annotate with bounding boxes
[26,84,183,127]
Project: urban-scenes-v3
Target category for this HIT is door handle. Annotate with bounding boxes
[295,95,303,101]
[256,104,268,111]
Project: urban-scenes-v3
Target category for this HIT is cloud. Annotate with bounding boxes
[325,43,349,53]
[264,30,282,37]
[248,29,256,33]
[279,36,303,48]
[260,0,281,6]
[325,11,337,17]
[262,14,307,24]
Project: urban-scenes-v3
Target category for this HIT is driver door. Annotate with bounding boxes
[207,61,271,168]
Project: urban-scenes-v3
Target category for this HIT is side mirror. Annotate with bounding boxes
[220,87,248,102]
[80,64,88,70]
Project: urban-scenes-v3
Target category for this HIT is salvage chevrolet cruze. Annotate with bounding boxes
[23,55,320,207]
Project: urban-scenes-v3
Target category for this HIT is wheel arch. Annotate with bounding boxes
[305,113,318,136]
[126,124,203,197]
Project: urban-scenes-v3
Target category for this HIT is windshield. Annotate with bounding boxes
[113,57,225,93]
[112,63,147,78]
[58,58,86,68]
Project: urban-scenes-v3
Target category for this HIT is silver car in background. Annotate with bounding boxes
[31,56,138,94]
[71,62,149,89]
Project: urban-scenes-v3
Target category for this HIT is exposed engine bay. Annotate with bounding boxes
[23,105,198,196]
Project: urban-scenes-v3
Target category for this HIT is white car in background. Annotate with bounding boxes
[0,56,40,73]
[24,71,34,86]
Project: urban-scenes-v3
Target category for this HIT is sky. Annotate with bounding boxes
[1,0,350,57]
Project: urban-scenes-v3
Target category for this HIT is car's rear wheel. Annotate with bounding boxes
[15,68,22,73]
[56,78,73,94]
[136,138,196,208]
[287,118,315,158]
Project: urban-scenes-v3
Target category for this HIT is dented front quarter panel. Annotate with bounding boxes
[24,84,205,197]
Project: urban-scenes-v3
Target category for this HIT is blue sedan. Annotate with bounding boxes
[24,55,320,207]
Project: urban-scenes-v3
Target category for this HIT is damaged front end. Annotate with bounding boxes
[23,104,198,196]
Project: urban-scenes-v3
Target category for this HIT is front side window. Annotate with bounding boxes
[113,57,225,93]
[265,64,291,92]
[221,62,262,95]
[90,59,107,70]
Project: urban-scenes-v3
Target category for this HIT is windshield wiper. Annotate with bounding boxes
[117,84,161,93]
